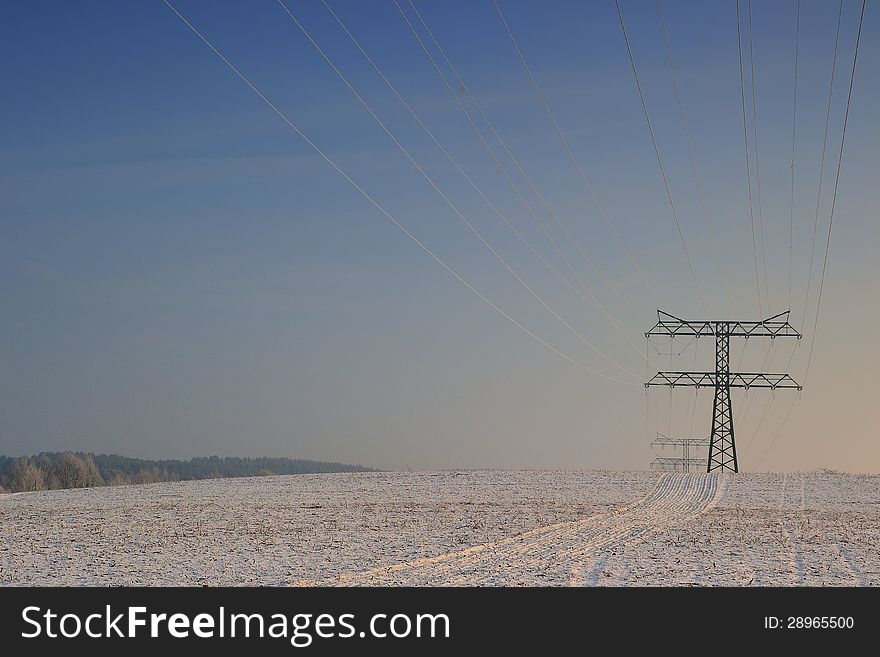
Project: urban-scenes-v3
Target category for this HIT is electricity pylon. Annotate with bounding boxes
[646,310,802,473]
[650,433,710,472]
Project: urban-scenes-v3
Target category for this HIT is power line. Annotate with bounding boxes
[760,0,867,466]
[737,337,775,425]
[736,0,764,319]
[804,0,867,384]
[648,334,699,358]
[747,0,771,312]
[801,0,844,331]
[688,387,699,439]
[688,340,700,438]
[395,1,646,336]
[756,393,799,469]
[489,0,662,310]
[275,0,644,381]
[316,0,652,367]
[160,0,639,386]
[749,0,801,464]
[788,0,800,309]
[657,0,732,307]
[404,0,649,327]
[746,334,805,464]
[742,390,775,461]
[614,0,709,316]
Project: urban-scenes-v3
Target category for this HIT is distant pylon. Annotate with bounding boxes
[650,433,709,473]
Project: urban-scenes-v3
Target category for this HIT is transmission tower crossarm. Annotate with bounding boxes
[646,371,802,389]
[647,309,802,338]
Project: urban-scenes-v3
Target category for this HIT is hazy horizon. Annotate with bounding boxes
[1,1,877,473]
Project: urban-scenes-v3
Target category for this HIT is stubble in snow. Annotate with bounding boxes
[1,470,876,586]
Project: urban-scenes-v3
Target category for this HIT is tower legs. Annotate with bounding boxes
[707,325,738,473]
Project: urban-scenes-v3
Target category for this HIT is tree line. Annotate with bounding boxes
[0,452,373,493]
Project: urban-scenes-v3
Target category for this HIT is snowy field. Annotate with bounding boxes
[1,470,877,586]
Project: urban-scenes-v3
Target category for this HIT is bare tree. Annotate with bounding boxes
[9,458,47,492]
[45,453,104,489]
[78,454,104,487]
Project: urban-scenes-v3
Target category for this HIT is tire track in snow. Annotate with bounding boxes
[778,473,807,585]
[794,474,806,584]
[835,542,869,586]
[444,473,720,585]
[779,474,802,585]
[584,554,612,587]
[321,473,724,586]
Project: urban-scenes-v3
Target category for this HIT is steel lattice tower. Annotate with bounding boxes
[646,311,802,473]
[709,326,736,472]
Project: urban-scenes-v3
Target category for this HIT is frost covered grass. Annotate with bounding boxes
[0,470,876,586]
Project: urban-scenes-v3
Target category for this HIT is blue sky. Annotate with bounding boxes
[1,1,877,472]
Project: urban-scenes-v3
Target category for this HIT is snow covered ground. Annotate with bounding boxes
[1,470,877,586]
